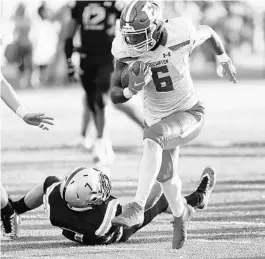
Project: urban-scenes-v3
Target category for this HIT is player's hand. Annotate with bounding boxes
[23,113,54,130]
[67,60,78,83]
[128,63,151,95]
[217,59,237,83]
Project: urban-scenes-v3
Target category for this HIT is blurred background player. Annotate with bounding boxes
[0,73,54,238]
[64,1,144,165]
[8,166,216,244]
[31,2,59,86]
[110,0,236,249]
[8,2,33,88]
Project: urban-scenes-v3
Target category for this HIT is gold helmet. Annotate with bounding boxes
[60,167,111,211]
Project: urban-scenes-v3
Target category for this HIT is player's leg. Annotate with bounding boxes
[112,137,163,228]
[81,95,93,146]
[119,169,215,243]
[92,57,115,165]
[164,167,217,214]
[158,107,204,249]
[79,58,98,148]
[10,176,60,215]
[1,184,19,238]
[114,102,144,130]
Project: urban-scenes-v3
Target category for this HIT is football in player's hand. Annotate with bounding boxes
[121,61,148,88]
[130,60,144,75]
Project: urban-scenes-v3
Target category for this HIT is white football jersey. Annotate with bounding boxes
[112,17,199,126]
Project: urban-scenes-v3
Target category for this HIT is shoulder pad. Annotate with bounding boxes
[111,33,133,63]
[165,17,196,51]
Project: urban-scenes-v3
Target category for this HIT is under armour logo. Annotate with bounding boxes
[163,52,171,58]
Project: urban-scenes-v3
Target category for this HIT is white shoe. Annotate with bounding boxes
[93,138,115,166]
[83,136,93,150]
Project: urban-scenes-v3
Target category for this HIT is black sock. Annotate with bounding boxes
[12,197,31,215]
[185,191,204,208]
[1,202,14,217]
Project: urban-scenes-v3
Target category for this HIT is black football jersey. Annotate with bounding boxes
[71,1,121,55]
[47,183,122,245]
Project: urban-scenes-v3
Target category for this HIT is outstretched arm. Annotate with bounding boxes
[1,74,54,130]
[64,17,79,83]
[192,25,237,83]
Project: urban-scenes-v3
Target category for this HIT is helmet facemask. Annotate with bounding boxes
[121,23,157,57]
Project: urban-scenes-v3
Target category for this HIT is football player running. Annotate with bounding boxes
[64,1,144,165]
[109,0,236,249]
[8,166,216,245]
[1,73,54,239]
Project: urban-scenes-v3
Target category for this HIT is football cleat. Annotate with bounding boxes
[195,167,216,210]
[172,202,193,249]
[83,135,93,150]
[111,202,144,228]
[1,212,20,239]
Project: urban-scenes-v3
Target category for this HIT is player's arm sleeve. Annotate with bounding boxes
[110,59,130,104]
[64,3,79,61]
[191,24,226,55]
[0,73,28,117]
[95,198,121,237]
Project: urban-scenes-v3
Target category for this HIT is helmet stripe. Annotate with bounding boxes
[62,167,86,200]
[125,0,139,22]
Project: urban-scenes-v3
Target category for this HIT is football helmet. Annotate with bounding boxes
[120,0,164,57]
[60,167,111,211]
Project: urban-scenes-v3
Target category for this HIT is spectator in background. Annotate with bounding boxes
[31,2,59,87]
[11,2,33,88]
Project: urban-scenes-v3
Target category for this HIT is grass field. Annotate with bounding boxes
[1,79,265,259]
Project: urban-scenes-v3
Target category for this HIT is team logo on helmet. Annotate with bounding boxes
[142,2,155,20]
[120,0,163,57]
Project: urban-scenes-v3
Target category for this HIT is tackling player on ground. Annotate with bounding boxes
[109,0,236,249]
[1,72,54,239]
[7,166,216,244]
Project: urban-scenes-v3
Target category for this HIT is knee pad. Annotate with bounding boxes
[43,176,60,193]
[156,150,174,183]
[143,124,165,149]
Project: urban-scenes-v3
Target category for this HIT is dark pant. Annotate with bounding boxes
[80,54,114,113]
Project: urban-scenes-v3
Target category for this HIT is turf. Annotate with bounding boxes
[1,80,265,258]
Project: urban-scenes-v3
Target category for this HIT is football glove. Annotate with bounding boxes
[216,55,237,83]
[66,59,78,83]
[128,63,152,95]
